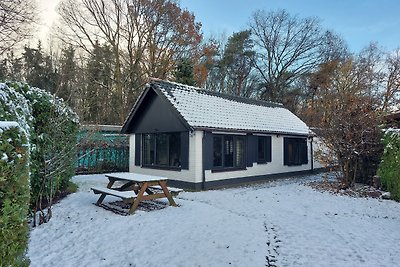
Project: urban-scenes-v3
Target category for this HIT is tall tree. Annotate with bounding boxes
[249,9,324,103]
[220,30,258,97]
[23,42,59,94]
[308,57,383,187]
[0,0,37,56]
[175,58,196,86]
[84,41,114,124]
[58,0,204,123]
[382,49,400,111]
[58,46,77,105]
[205,31,258,97]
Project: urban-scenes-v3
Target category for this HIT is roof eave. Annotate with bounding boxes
[192,126,311,137]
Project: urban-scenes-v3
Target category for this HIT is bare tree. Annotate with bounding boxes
[0,0,37,56]
[309,58,383,187]
[58,0,203,123]
[382,49,400,111]
[249,9,324,103]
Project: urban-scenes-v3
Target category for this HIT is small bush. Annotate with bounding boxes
[0,123,30,266]
[378,129,400,201]
[66,181,78,194]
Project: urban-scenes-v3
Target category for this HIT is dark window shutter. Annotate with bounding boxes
[266,136,272,162]
[300,139,308,164]
[203,131,213,170]
[135,133,141,166]
[283,137,289,165]
[180,132,189,169]
[247,134,257,167]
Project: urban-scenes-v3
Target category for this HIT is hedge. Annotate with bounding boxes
[0,81,79,264]
[13,83,79,214]
[0,122,30,266]
[378,129,400,201]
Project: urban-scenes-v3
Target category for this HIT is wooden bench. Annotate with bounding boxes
[148,185,183,196]
[91,186,138,200]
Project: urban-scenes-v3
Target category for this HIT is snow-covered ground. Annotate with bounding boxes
[28,174,400,267]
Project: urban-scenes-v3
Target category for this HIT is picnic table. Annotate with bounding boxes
[91,172,177,214]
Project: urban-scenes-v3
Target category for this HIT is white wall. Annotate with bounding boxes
[129,131,203,183]
[129,131,318,185]
[205,134,313,182]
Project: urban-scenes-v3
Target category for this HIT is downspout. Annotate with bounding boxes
[202,131,206,190]
[310,137,314,172]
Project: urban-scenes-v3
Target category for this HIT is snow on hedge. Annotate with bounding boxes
[0,82,32,140]
[0,82,79,150]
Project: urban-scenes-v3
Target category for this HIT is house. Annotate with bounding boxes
[121,78,323,190]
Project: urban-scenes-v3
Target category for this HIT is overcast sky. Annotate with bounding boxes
[36,0,400,53]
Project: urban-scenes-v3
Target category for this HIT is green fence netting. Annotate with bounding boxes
[76,128,129,174]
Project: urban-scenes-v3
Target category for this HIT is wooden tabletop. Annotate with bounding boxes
[105,172,168,182]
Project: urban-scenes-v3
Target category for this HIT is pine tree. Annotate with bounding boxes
[23,42,59,93]
[175,58,196,86]
[58,46,77,105]
[84,41,114,123]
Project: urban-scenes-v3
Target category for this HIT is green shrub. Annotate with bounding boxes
[1,81,79,218]
[0,81,79,262]
[13,84,79,214]
[0,123,30,266]
[378,129,400,201]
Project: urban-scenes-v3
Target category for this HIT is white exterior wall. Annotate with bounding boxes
[204,134,313,182]
[129,131,317,185]
[129,131,203,183]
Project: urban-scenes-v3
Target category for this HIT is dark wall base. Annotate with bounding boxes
[168,167,329,191]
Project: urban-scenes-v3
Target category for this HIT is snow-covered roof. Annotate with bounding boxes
[122,79,310,135]
[151,79,309,135]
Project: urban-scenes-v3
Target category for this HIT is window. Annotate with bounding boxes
[284,137,308,166]
[257,136,271,163]
[142,132,181,168]
[213,136,223,167]
[213,134,245,170]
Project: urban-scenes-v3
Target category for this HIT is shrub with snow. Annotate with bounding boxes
[0,122,30,266]
[1,81,79,218]
[0,81,79,263]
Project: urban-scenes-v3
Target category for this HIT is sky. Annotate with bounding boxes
[36,0,400,53]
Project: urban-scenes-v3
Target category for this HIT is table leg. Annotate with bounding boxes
[129,182,148,214]
[159,181,177,207]
[96,178,116,205]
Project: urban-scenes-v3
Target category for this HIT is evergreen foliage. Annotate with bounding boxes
[23,42,59,95]
[378,130,400,201]
[0,124,30,267]
[0,81,79,227]
[175,58,196,86]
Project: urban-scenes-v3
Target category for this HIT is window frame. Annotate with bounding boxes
[142,132,182,170]
[283,137,308,166]
[212,134,246,172]
[257,136,272,164]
